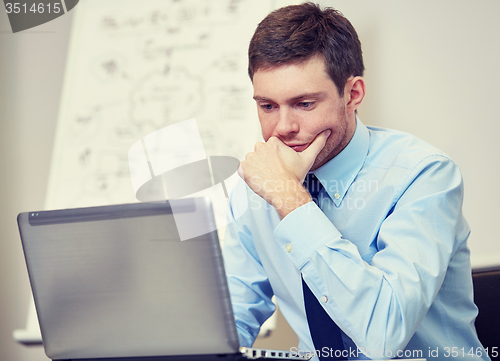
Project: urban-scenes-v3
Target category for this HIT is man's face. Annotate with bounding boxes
[252,55,357,171]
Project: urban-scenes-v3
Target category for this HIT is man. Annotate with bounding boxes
[223,3,488,360]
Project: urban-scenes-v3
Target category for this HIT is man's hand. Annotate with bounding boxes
[238,129,331,218]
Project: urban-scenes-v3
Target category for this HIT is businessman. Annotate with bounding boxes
[223,3,488,360]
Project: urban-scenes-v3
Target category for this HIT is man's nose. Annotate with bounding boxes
[274,107,299,136]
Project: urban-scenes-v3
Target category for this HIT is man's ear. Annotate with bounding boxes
[344,76,366,114]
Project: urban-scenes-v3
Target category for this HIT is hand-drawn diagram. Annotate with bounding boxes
[129,67,204,128]
[46,0,277,211]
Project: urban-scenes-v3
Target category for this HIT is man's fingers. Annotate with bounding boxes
[237,163,244,180]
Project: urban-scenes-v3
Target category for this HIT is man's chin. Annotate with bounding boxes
[309,158,322,171]
[310,150,333,171]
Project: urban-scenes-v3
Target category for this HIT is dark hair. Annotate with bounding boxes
[248,2,364,96]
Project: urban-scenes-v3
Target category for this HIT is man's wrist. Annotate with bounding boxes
[273,185,312,219]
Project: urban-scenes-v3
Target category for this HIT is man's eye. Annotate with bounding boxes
[298,101,314,108]
[260,104,274,111]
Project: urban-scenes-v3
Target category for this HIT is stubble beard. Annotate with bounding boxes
[309,106,353,171]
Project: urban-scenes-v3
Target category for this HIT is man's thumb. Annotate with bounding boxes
[301,129,331,163]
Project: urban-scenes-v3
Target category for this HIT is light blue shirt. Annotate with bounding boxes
[223,119,489,360]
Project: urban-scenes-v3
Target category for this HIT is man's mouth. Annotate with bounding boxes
[286,143,309,152]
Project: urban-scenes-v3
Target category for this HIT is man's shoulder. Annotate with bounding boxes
[365,125,455,171]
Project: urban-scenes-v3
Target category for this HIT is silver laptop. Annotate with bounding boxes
[17,198,309,361]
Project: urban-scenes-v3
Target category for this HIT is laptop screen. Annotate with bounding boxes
[18,198,239,360]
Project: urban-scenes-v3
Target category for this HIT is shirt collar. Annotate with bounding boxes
[313,117,369,207]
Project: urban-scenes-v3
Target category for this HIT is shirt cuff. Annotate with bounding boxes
[273,201,342,269]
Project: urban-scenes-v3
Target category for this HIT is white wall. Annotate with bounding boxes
[0,8,72,361]
[1,1,499,360]
[334,0,500,267]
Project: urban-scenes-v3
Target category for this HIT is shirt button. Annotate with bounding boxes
[334,193,340,199]
[286,244,293,252]
[321,296,328,303]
